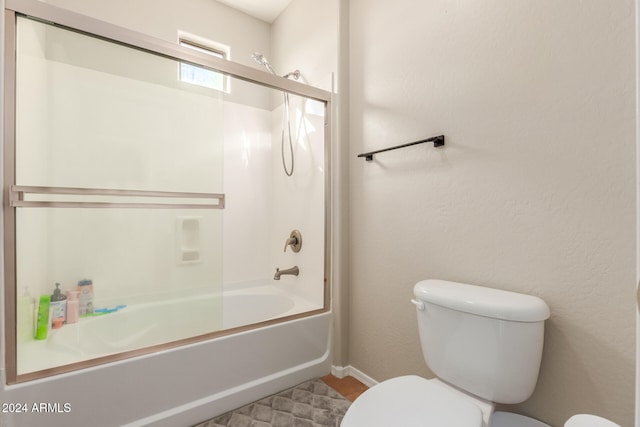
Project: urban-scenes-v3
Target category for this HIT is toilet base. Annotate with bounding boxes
[429,379,495,426]
[490,411,551,427]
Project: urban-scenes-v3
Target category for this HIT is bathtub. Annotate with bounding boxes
[4,283,331,427]
[17,283,320,373]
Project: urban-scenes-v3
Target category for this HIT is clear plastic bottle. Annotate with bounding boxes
[77,279,94,316]
[66,290,80,324]
[17,287,35,341]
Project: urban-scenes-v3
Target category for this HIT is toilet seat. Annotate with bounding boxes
[341,375,483,427]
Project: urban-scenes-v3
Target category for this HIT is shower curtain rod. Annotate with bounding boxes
[357,135,445,161]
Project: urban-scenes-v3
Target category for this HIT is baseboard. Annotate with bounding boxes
[331,365,379,388]
[330,365,350,379]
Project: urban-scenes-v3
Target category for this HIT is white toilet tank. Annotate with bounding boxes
[414,280,550,404]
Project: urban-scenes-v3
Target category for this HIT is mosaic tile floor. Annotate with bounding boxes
[194,378,352,427]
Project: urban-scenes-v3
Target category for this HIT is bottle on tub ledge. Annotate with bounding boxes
[35,294,50,340]
[17,286,35,342]
[66,289,80,324]
[50,283,67,329]
[77,279,94,317]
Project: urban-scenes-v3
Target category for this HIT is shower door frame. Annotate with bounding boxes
[2,0,333,384]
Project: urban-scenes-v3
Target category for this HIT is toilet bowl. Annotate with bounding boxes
[341,279,551,427]
[565,414,620,427]
[342,376,486,427]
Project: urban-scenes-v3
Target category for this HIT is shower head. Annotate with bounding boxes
[251,52,276,75]
[250,52,266,65]
[283,69,300,80]
[251,52,300,80]
[252,52,299,176]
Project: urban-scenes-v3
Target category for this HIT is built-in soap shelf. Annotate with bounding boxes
[177,216,202,264]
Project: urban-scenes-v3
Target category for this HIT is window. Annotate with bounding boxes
[179,39,226,91]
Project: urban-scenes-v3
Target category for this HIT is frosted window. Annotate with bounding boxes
[179,40,225,91]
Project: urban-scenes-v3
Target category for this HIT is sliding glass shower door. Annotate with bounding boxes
[12,16,225,375]
[5,1,332,383]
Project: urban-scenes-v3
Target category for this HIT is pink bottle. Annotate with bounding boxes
[66,290,80,324]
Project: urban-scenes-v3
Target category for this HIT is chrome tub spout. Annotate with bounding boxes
[274,266,299,280]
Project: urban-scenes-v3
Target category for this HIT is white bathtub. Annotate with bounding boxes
[42,288,306,360]
[17,284,319,372]
[5,284,330,427]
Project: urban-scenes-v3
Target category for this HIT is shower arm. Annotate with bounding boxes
[251,52,300,80]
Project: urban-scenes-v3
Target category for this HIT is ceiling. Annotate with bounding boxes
[216,0,293,23]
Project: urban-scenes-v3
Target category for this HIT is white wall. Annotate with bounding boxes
[271,0,338,91]
[223,101,273,285]
[348,1,636,426]
[267,96,327,305]
[268,0,339,305]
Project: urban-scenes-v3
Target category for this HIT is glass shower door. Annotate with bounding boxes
[12,16,225,376]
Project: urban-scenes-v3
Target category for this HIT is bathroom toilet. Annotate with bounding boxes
[341,280,621,427]
[341,279,551,427]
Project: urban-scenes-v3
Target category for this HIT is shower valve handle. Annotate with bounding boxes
[284,230,302,253]
[284,236,297,251]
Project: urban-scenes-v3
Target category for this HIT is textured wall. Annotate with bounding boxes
[348,1,636,426]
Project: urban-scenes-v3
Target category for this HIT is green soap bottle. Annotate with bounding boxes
[35,295,50,340]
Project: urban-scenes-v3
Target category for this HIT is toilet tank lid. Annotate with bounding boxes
[414,280,550,322]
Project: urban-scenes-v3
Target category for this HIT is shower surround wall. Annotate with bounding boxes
[271,0,344,360]
[348,1,636,426]
[224,89,327,306]
[223,101,272,285]
[265,0,339,311]
[15,17,226,310]
[7,0,330,318]
[39,0,339,339]
[15,21,324,312]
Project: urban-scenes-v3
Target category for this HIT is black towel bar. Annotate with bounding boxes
[357,135,445,161]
